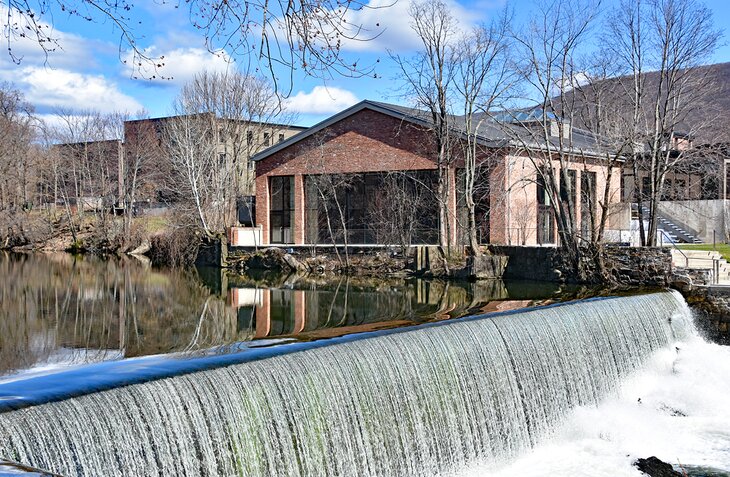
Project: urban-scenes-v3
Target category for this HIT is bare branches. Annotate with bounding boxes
[164,70,293,236]
[600,0,722,245]
[2,0,387,93]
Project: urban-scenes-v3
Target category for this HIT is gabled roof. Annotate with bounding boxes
[251,100,513,162]
[251,99,617,162]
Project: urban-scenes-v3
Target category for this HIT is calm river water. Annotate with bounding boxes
[0,252,591,381]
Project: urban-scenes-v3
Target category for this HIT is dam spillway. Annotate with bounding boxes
[0,291,693,476]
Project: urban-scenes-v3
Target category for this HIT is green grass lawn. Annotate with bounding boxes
[676,243,730,262]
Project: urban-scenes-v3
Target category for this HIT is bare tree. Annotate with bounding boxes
[0,83,36,213]
[179,71,297,232]
[2,0,386,93]
[366,172,436,253]
[603,0,721,246]
[391,0,457,250]
[164,112,222,236]
[49,110,127,246]
[504,0,602,274]
[302,132,360,267]
[164,71,294,237]
[453,13,514,255]
[120,110,164,246]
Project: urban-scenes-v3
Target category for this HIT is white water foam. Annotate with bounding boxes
[459,337,730,476]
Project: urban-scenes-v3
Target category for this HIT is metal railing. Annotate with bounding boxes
[661,230,724,285]
[660,229,689,269]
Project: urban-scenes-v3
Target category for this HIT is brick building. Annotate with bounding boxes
[252,100,624,247]
[124,114,305,203]
[52,113,305,220]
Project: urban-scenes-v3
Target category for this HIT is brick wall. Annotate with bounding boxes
[255,109,439,177]
[255,109,441,244]
[253,106,622,247]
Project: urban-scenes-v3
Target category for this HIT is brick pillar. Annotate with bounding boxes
[255,175,269,245]
[293,174,305,245]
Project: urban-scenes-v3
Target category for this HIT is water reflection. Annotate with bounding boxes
[0,252,584,380]
[226,276,528,340]
[0,253,241,380]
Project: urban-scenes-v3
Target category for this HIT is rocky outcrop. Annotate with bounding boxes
[231,247,306,273]
[634,456,683,477]
[129,239,151,256]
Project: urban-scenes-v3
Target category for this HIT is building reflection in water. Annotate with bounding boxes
[226,278,562,341]
[1,251,583,380]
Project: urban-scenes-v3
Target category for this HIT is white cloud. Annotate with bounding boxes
[0,67,143,114]
[284,86,359,114]
[0,5,99,70]
[124,47,234,85]
[340,0,484,53]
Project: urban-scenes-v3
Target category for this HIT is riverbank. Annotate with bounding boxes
[1,212,167,254]
[213,244,510,281]
[2,215,689,292]
[199,241,675,289]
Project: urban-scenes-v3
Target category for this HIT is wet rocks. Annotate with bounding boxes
[232,247,306,273]
[634,457,683,477]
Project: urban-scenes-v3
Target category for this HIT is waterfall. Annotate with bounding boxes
[0,291,693,477]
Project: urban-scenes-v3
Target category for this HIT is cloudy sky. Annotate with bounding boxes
[2,0,730,130]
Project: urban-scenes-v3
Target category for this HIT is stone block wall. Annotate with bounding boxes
[598,246,672,286]
[488,245,672,286]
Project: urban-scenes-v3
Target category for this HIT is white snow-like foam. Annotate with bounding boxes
[459,337,730,476]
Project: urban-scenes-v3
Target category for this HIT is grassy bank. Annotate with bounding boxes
[676,243,730,262]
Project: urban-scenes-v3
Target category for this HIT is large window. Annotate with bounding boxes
[456,168,491,245]
[641,176,652,200]
[581,171,596,240]
[304,171,439,245]
[536,172,555,244]
[270,176,294,244]
[559,169,577,231]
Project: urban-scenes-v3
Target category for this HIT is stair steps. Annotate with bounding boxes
[658,217,703,244]
[671,249,730,284]
[632,203,703,244]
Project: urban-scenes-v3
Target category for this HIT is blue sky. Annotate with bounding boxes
[2,0,729,130]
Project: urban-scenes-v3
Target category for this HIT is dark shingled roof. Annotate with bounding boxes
[252,99,616,162]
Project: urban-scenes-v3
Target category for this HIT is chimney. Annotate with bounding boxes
[549,120,571,139]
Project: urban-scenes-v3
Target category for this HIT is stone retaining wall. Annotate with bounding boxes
[682,285,730,345]
[598,246,672,286]
[488,245,672,286]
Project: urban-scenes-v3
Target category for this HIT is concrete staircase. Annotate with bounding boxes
[671,249,730,284]
[632,204,703,244]
[657,214,703,244]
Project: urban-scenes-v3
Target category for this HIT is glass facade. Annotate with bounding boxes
[270,176,294,244]
[304,171,439,245]
[536,172,555,244]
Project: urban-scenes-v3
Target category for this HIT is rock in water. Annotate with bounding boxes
[129,239,151,256]
[634,457,683,477]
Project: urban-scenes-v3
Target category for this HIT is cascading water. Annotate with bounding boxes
[0,291,693,476]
